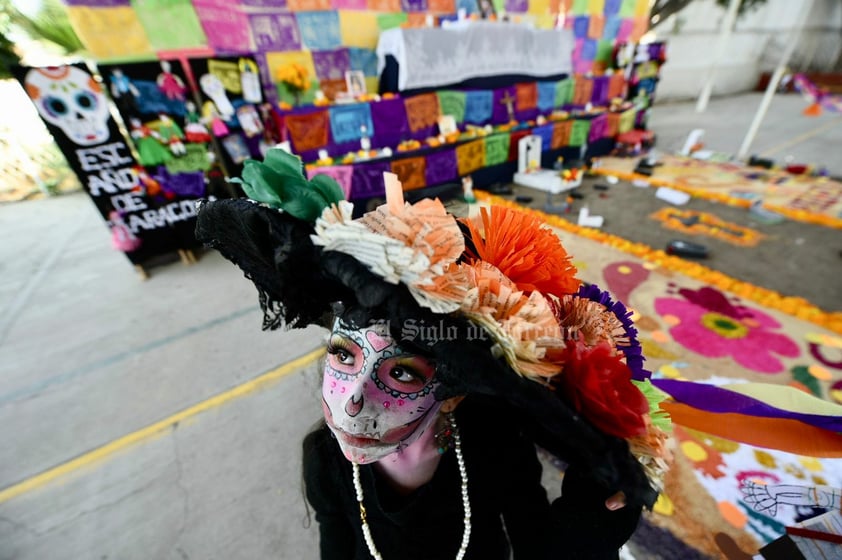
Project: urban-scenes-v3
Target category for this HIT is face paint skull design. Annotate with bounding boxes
[24,66,111,146]
[322,320,441,464]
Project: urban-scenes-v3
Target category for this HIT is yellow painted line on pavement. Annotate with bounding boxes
[0,347,325,505]
[759,115,842,157]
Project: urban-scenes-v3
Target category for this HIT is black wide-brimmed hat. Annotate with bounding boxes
[196,149,670,508]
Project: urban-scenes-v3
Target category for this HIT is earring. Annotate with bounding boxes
[434,411,455,455]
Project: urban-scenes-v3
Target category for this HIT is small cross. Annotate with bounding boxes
[499,90,516,121]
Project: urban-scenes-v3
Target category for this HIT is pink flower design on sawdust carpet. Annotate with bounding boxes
[655,286,800,373]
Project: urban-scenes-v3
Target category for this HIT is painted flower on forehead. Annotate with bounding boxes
[312,173,468,313]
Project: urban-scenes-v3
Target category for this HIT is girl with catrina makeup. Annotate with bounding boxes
[196,149,672,560]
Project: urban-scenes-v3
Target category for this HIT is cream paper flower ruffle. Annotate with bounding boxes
[311,192,468,314]
[459,261,564,379]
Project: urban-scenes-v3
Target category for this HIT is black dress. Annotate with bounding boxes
[303,398,642,560]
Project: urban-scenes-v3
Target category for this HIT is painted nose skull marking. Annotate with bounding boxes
[345,393,363,417]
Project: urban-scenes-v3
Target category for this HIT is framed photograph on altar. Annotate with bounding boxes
[438,115,458,136]
[345,71,366,97]
[477,0,496,19]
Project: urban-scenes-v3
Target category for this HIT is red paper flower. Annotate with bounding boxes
[555,340,648,439]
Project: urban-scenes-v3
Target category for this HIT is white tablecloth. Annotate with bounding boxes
[376,22,574,91]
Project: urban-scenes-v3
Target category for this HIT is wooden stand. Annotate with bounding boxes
[178,249,197,265]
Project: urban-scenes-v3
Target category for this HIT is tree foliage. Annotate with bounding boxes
[650,0,769,29]
[0,28,21,79]
[1,0,83,54]
[0,0,83,78]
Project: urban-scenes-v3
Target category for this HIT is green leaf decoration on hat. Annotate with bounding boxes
[231,148,346,222]
[632,379,673,433]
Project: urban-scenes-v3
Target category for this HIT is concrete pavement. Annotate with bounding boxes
[0,193,327,559]
[649,91,842,177]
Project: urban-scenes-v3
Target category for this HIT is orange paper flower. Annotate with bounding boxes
[462,206,580,297]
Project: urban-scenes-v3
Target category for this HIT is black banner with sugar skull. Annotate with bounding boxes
[14,63,204,268]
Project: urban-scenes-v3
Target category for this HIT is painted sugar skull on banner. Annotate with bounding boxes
[24,66,110,146]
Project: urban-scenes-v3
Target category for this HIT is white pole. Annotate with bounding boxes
[736,0,814,159]
[696,0,743,113]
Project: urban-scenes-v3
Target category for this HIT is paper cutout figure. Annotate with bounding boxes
[130,118,172,167]
[108,67,140,114]
[184,101,212,144]
[200,74,234,119]
[741,481,842,518]
[239,58,263,103]
[109,68,139,101]
[157,114,186,156]
[405,93,440,132]
[236,104,264,138]
[108,211,142,252]
[156,61,187,102]
[285,111,330,152]
[462,175,476,203]
[221,134,251,164]
[202,101,229,137]
[207,59,242,94]
[131,165,162,199]
[259,103,283,155]
[455,139,485,176]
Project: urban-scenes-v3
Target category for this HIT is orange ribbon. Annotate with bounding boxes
[662,402,842,458]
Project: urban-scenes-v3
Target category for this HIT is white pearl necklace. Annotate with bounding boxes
[352,415,471,560]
